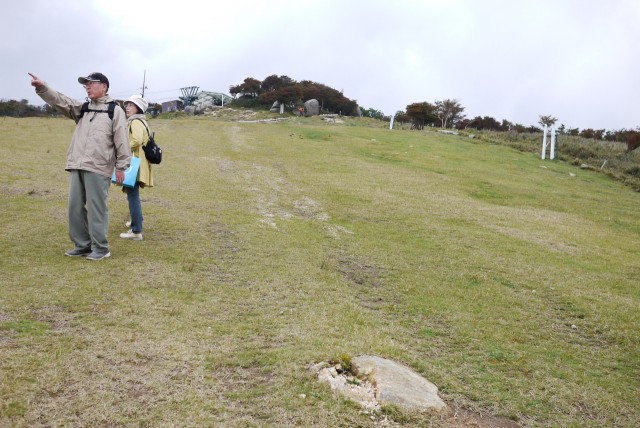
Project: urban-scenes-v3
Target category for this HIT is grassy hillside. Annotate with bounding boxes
[463,129,640,191]
[0,116,638,427]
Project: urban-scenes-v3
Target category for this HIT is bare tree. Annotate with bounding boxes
[435,99,465,128]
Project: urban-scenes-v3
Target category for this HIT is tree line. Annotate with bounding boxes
[0,99,59,117]
[395,99,638,144]
[396,99,544,133]
[536,115,639,152]
[0,98,161,118]
[2,89,638,145]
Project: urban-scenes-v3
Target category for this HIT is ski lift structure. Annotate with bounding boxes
[180,86,200,107]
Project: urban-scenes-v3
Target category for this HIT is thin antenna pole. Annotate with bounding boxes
[141,70,148,97]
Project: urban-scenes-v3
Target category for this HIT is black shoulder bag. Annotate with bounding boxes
[131,119,162,164]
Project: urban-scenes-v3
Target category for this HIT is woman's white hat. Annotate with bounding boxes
[126,94,148,113]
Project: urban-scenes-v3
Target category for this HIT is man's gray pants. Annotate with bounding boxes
[68,170,111,254]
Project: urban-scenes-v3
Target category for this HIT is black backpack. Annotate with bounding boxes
[131,118,162,164]
[78,101,116,120]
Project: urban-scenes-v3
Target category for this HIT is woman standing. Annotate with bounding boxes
[120,95,153,240]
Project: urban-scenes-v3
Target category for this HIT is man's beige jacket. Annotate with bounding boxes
[36,83,131,178]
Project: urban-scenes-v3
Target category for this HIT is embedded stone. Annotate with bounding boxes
[352,355,446,411]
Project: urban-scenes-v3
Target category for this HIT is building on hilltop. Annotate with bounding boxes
[161,100,184,113]
[160,91,233,113]
[194,91,234,111]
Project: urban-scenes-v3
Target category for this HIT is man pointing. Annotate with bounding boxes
[29,72,131,260]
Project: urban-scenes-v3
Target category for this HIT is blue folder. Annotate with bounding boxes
[111,156,141,188]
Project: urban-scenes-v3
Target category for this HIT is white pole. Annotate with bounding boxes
[390,115,395,130]
[550,126,556,160]
[541,124,548,159]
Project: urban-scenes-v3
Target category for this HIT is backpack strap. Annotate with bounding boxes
[107,101,115,120]
[79,102,89,119]
[129,118,151,142]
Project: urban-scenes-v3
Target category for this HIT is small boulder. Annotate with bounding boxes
[352,355,446,412]
[304,99,320,116]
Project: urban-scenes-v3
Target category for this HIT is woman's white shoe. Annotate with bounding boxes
[119,230,143,240]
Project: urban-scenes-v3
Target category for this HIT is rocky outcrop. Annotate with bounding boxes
[311,355,446,413]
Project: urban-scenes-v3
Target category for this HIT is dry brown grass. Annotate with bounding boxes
[1,115,639,427]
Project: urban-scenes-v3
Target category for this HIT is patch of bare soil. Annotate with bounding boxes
[433,405,521,428]
[32,306,76,334]
[368,405,521,427]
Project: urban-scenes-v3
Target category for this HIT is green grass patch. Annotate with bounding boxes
[0,320,49,336]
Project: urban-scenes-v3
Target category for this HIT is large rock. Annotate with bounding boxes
[352,355,446,412]
[304,99,320,116]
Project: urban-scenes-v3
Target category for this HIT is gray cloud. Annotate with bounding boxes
[4,0,639,130]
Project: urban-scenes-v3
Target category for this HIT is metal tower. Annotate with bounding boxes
[180,86,200,107]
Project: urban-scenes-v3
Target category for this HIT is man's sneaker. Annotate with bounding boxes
[120,230,143,240]
[86,251,111,261]
[125,220,132,227]
[65,248,92,257]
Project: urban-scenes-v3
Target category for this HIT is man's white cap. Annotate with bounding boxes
[126,94,148,113]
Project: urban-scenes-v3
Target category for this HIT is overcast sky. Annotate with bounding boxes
[2,0,639,130]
